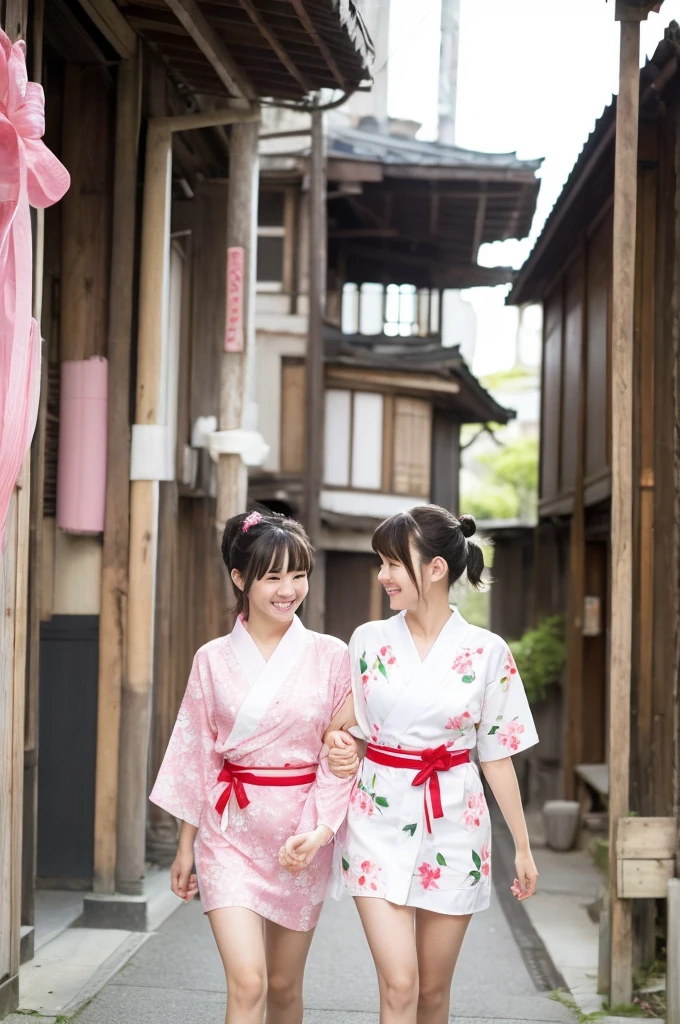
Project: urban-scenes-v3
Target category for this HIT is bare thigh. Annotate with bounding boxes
[264,919,315,996]
[415,909,472,1024]
[355,897,419,1022]
[208,908,267,1022]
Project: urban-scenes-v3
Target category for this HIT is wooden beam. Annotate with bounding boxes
[94,51,141,896]
[162,0,257,99]
[329,228,398,239]
[303,106,326,630]
[608,17,641,1006]
[290,0,348,91]
[617,859,674,898]
[118,121,172,895]
[236,0,311,93]
[471,184,487,260]
[326,366,461,396]
[154,106,260,132]
[216,120,260,533]
[76,0,137,57]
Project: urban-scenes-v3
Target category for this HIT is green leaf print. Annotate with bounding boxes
[342,855,350,872]
[371,774,377,789]
[469,870,481,885]
[499,676,508,686]
[376,656,389,680]
[461,672,476,684]
[472,850,482,871]
[360,653,368,674]
[375,796,389,808]
[436,852,447,866]
[488,726,499,735]
[402,824,417,837]
[357,778,389,813]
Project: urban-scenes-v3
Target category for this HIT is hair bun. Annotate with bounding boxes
[458,514,477,539]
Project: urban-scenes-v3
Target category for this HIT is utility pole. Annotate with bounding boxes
[304,105,327,631]
[438,0,461,145]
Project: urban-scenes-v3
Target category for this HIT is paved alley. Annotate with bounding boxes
[6,869,576,1024]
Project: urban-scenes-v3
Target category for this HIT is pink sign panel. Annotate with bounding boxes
[225,246,245,352]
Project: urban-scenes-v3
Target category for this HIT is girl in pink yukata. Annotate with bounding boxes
[150,510,359,1024]
[325,505,539,1024]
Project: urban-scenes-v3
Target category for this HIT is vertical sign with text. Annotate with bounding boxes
[225,246,245,352]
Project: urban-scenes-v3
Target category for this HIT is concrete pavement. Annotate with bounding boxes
[4,875,576,1024]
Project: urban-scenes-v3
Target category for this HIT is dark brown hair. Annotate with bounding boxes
[221,511,314,618]
[372,505,484,592]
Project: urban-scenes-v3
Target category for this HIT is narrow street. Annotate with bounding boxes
[13,849,576,1024]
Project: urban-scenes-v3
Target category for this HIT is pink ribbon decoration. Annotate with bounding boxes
[0,29,70,543]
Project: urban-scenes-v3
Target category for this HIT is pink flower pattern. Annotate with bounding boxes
[445,710,474,739]
[379,645,397,665]
[451,647,485,683]
[418,861,442,890]
[350,785,375,818]
[461,791,487,831]
[481,842,491,877]
[498,718,525,753]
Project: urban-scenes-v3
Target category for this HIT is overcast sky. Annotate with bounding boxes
[380,0,680,374]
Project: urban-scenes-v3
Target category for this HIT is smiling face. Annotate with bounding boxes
[377,541,450,613]
[231,549,308,626]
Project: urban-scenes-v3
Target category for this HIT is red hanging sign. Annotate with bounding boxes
[225,246,245,352]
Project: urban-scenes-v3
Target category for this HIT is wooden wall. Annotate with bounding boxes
[539,213,612,514]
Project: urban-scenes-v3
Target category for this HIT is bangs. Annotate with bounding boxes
[372,512,418,586]
[250,526,314,581]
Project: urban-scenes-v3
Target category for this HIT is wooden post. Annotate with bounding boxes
[564,254,588,802]
[608,12,640,1006]
[117,121,171,895]
[668,878,680,1024]
[216,120,260,534]
[94,51,141,895]
[303,106,326,631]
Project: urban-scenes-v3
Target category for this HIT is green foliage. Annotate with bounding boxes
[481,365,538,393]
[477,435,539,520]
[509,615,565,705]
[460,482,520,521]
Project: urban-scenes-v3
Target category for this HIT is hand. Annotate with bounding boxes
[279,826,333,874]
[171,848,199,903]
[326,730,360,778]
[511,849,538,901]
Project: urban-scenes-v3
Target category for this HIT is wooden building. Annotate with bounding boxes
[250,119,541,638]
[0,0,371,1016]
[508,20,680,990]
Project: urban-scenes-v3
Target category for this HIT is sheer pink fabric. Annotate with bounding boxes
[0,29,70,542]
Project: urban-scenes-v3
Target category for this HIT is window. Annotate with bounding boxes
[324,389,384,491]
[257,189,290,292]
[391,397,432,496]
[280,358,307,473]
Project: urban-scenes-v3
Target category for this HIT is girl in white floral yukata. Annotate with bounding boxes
[150,510,359,1024]
[326,505,539,1024]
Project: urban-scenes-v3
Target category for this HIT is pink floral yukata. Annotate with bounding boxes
[150,614,353,931]
[337,609,538,915]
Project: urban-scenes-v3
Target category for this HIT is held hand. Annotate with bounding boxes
[171,849,199,903]
[511,850,538,901]
[279,826,333,874]
[326,730,360,779]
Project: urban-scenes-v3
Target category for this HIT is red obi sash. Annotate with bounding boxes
[365,743,470,833]
[215,761,317,817]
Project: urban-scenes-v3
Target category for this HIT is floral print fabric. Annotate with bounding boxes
[336,610,538,915]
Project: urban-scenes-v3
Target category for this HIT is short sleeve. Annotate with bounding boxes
[149,653,221,826]
[476,642,539,762]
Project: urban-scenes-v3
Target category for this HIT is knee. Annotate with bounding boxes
[382,972,418,1014]
[267,972,300,1011]
[227,970,267,1011]
[418,981,449,1015]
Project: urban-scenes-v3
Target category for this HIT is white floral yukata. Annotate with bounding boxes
[338,609,538,915]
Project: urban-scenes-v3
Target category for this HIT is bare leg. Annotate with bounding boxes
[264,919,316,1024]
[208,907,267,1024]
[355,897,419,1024]
[415,908,471,1024]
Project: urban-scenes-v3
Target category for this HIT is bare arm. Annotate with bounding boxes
[480,756,538,900]
[323,693,357,738]
[170,821,199,902]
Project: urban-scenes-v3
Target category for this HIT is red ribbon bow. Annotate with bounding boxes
[215,763,250,817]
[411,745,453,831]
